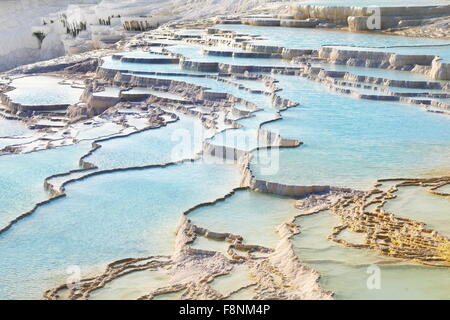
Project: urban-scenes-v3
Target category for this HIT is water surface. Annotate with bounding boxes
[251,75,450,189]
[6,76,83,106]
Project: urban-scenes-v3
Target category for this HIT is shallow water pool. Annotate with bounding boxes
[86,116,206,169]
[189,189,298,249]
[166,44,294,66]
[6,76,83,106]
[0,143,92,230]
[293,211,450,300]
[251,75,450,190]
[0,158,241,299]
[0,118,30,137]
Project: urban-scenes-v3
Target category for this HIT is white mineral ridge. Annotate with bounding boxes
[0,0,97,71]
[0,0,283,72]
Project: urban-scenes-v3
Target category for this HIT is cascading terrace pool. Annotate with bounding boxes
[0,10,449,301]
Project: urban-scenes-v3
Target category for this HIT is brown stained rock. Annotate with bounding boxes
[327,177,450,266]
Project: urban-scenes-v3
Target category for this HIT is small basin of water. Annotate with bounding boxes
[209,264,254,297]
[0,157,241,299]
[6,76,83,106]
[293,211,450,300]
[166,44,293,66]
[89,267,171,300]
[100,56,209,75]
[0,143,92,230]
[86,116,206,169]
[189,189,298,249]
[310,62,432,82]
[384,186,450,237]
[0,118,30,137]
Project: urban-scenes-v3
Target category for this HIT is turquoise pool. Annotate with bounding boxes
[100,56,210,75]
[293,211,450,300]
[0,143,92,230]
[166,44,294,66]
[0,118,30,137]
[0,158,241,299]
[251,74,450,190]
[86,116,206,169]
[6,76,83,106]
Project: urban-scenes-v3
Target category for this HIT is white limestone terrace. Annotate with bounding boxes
[0,2,450,301]
[323,45,450,63]
[2,0,449,73]
[287,1,450,31]
[0,0,104,72]
[0,0,288,72]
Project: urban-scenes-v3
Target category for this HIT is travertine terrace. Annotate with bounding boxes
[0,1,449,301]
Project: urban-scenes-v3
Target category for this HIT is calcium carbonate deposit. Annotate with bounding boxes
[0,0,449,300]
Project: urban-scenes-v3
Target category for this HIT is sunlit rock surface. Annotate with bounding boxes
[0,0,449,301]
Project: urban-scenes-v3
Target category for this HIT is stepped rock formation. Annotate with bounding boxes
[289,3,450,31]
[0,0,284,72]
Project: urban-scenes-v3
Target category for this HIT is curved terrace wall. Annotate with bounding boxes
[0,92,70,115]
[318,47,450,80]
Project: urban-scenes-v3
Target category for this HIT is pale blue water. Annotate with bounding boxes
[0,118,30,137]
[215,24,450,49]
[100,56,211,75]
[0,136,36,150]
[310,62,432,81]
[210,108,279,150]
[0,158,241,299]
[251,75,450,189]
[6,76,83,106]
[293,211,450,300]
[0,143,92,230]
[433,98,450,104]
[2,25,450,301]
[86,116,206,169]
[209,127,267,151]
[75,122,124,141]
[327,45,450,63]
[384,186,450,237]
[189,189,298,248]
[166,44,293,66]
[237,108,279,129]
